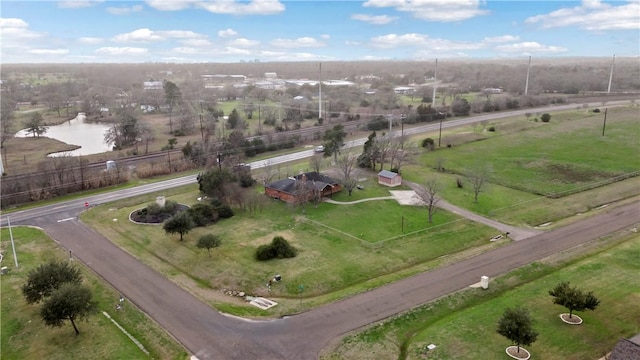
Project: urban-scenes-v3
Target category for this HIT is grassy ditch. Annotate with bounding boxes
[0,227,187,360]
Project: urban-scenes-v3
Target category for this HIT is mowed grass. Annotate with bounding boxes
[402,106,640,226]
[415,107,640,196]
[0,227,187,360]
[324,235,640,360]
[80,182,499,316]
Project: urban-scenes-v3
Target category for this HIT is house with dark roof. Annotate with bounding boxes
[264,172,342,203]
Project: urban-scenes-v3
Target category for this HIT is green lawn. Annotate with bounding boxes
[324,235,640,360]
[81,182,499,316]
[0,228,187,360]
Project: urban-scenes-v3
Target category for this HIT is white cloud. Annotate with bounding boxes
[144,0,198,11]
[351,13,398,25]
[146,0,284,15]
[29,49,70,55]
[218,28,238,38]
[483,35,520,43]
[370,33,481,51]
[495,42,568,54]
[320,34,331,40]
[525,0,640,30]
[95,47,149,56]
[363,0,489,22]
[58,0,104,8]
[198,0,285,15]
[0,18,45,40]
[106,5,143,15]
[181,38,212,47]
[78,37,104,44]
[227,38,260,47]
[270,37,325,48]
[112,28,206,42]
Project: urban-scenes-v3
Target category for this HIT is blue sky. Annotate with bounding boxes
[1,0,638,63]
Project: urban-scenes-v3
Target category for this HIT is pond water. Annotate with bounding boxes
[16,113,113,157]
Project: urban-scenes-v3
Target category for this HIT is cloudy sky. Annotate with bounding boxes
[1,0,638,63]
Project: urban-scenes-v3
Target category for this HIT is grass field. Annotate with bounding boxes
[323,234,640,360]
[80,181,499,316]
[0,227,187,360]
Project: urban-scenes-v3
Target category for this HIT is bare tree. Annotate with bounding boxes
[337,153,359,196]
[260,159,276,185]
[468,162,491,203]
[309,154,323,173]
[375,135,393,170]
[289,176,312,213]
[415,177,441,223]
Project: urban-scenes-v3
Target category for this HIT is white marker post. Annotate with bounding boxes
[8,217,18,268]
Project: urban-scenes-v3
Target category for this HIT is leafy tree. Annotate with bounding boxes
[164,80,182,133]
[256,236,297,261]
[104,112,140,149]
[323,124,346,162]
[25,112,48,138]
[541,113,551,122]
[197,168,237,200]
[421,137,435,150]
[40,283,98,335]
[227,108,241,129]
[187,203,218,226]
[549,281,600,319]
[357,131,377,169]
[196,234,221,257]
[163,211,195,241]
[22,261,83,304]
[451,97,471,116]
[497,307,538,354]
[1,95,16,149]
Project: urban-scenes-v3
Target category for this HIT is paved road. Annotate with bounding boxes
[8,196,638,359]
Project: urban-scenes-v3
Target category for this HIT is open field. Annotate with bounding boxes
[323,234,640,360]
[0,227,187,360]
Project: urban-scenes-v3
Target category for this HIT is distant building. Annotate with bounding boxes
[264,72,277,79]
[264,172,342,203]
[394,86,415,94]
[482,88,502,94]
[143,81,163,91]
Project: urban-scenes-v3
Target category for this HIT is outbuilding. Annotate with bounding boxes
[377,170,402,187]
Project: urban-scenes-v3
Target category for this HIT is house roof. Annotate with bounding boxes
[266,172,339,194]
[610,337,640,360]
[378,170,400,179]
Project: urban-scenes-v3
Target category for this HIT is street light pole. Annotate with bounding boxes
[8,216,19,268]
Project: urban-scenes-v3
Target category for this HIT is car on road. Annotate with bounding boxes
[314,145,325,153]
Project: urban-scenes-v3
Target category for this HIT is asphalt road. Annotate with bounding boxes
[10,195,640,359]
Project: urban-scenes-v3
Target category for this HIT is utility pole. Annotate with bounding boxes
[607,54,615,93]
[602,108,608,136]
[318,62,322,122]
[432,58,438,107]
[524,56,531,95]
[8,216,19,268]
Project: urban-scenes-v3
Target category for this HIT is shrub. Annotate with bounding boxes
[541,113,551,122]
[488,126,496,132]
[456,177,464,188]
[421,138,435,149]
[188,203,218,227]
[256,236,297,261]
[216,204,234,219]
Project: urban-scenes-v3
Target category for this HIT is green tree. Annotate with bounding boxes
[451,97,471,116]
[104,112,140,149]
[549,281,600,319]
[25,112,48,138]
[22,261,83,304]
[197,168,237,200]
[196,234,221,257]
[496,307,538,354]
[164,80,182,133]
[541,113,551,122]
[357,131,377,169]
[40,283,98,335]
[163,211,195,241]
[323,124,346,162]
[227,108,240,129]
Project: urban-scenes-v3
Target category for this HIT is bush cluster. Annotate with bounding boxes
[256,236,297,261]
